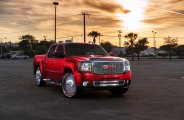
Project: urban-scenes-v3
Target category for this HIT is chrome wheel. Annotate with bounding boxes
[36,67,41,85]
[35,67,46,87]
[62,73,77,98]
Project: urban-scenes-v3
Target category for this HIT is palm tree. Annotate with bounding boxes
[124,33,138,60]
[88,31,101,44]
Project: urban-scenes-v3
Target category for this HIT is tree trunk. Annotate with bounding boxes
[131,52,134,60]
[131,44,134,60]
[93,38,96,44]
[169,50,172,60]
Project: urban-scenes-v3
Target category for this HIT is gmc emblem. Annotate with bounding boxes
[103,65,116,70]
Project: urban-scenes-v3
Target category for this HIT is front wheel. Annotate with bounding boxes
[109,88,129,96]
[62,73,81,98]
[35,67,46,87]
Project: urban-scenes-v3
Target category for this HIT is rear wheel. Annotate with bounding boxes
[109,88,128,96]
[62,73,81,98]
[35,67,46,87]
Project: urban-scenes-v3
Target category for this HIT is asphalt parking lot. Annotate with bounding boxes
[0,59,184,120]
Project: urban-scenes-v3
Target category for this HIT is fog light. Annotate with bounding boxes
[126,80,129,85]
[82,81,89,87]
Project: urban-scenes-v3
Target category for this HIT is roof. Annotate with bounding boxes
[53,42,99,46]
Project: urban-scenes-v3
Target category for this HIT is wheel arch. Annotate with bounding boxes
[64,67,73,74]
[34,65,39,75]
[34,62,43,76]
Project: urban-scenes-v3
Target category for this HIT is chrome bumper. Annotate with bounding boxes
[93,80,129,87]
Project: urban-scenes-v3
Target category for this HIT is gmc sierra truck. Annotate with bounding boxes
[33,42,132,98]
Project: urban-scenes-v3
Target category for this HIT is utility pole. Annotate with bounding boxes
[152,31,157,48]
[118,30,122,56]
[53,2,59,43]
[82,12,90,43]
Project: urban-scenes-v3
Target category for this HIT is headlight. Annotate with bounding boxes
[79,62,92,72]
[124,60,130,71]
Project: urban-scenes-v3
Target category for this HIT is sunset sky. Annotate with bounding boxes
[0,0,184,47]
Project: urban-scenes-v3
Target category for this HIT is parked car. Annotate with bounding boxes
[10,54,29,59]
[0,53,13,59]
[127,53,138,57]
[149,53,156,57]
[140,53,156,57]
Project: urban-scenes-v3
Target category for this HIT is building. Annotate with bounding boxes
[140,47,157,54]
[111,47,127,56]
[0,42,19,47]
[140,47,157,56]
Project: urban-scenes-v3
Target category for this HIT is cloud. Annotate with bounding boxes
[83,0,130,14]
[170,0,183,3]
[143,13,184,29]
[142,0,184,29]
[0,0,184,43]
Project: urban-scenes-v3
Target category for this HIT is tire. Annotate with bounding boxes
[62,73,81,98]
[35,67,46,87]
[109,88,129,96]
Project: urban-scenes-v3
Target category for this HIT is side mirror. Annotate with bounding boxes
[109,52,114,56]
[53,52,65,58]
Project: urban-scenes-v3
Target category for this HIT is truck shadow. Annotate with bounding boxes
[82,90,127,99]
[43,85,128,99]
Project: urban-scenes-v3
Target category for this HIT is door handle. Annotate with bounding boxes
[52,62,55,64]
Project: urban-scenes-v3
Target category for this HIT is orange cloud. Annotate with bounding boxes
[83,1,130,14]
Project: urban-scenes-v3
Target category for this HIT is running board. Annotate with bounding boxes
[43,79,62,86]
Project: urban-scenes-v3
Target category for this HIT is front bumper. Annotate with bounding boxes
[73,71,132,88]
[93,80,130,88]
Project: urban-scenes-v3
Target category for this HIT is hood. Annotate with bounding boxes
[70,55,125,62]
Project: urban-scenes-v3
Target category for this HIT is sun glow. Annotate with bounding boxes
[115,0,148,31]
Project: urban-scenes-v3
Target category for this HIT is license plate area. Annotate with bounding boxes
[93,80,125,87]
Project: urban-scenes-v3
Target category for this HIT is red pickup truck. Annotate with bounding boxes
[34,43,132,98]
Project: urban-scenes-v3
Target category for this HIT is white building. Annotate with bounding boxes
[111,47,127,56]
[140,47,157,55]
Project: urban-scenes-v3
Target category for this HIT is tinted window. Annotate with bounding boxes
[65,44,108,56]
[47,45,57,58]
[55,45,64,58]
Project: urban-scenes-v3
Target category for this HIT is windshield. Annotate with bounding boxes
[65,44,108,56]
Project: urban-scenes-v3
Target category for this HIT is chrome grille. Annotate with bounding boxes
[92,61,124,74]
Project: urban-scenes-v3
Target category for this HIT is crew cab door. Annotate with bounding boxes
[44,44,57,79]
[50,44,65,80]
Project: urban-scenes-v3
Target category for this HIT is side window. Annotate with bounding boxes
[55,45,64,58]
[47,45,57,58]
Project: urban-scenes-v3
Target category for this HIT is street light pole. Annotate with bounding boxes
[0,38,2,55]
[43,36,47,41]
[118,30,122,48]
[152,31,157,48]
[53,2,59,43]
[118,30,122,56]
[99,34,103,45]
